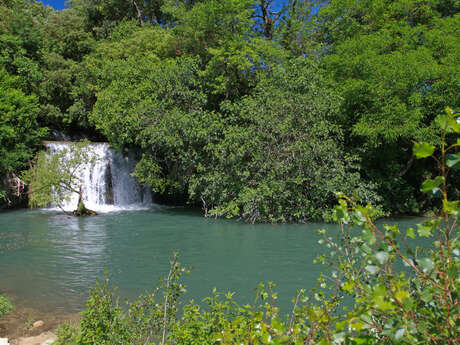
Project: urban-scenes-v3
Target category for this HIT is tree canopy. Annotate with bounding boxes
[0,0,458,220]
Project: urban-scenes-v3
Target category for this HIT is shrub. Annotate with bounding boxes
[309,107,460,344]
[0,295,13,317]
[54,323,80,345]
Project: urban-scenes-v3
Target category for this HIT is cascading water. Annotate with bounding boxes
[44,141,152,212]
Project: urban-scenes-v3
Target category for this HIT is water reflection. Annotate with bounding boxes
[45,214,110,311]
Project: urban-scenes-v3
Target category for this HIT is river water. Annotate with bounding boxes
[0,208,421,315]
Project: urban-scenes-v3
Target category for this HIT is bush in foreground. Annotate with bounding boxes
[0,295,13,317]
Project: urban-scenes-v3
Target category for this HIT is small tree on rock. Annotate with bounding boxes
[23,140,98,216]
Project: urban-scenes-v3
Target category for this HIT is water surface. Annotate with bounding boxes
[0,208,421,314]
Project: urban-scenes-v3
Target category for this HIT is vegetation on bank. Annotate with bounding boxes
[0,295,13,317]
[0,0,459,221]
[54,109,459,344]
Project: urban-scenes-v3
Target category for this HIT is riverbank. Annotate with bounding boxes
[0,304,79,343]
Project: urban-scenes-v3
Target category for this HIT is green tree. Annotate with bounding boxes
[277,0,323,58]
[69,0,167,37]
[0,69,46,205]
[38,8,95,129]
[22,140,98,216]
[0,0,47,94]
[70,22,177,130]
[163,0,260,105]
[190,59,379,222]
[317,0,460,213]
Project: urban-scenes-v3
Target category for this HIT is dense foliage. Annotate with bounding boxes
[0,69,46,205]
[1,0,458,221]
[55,109,459,344]
[319,0,460,213]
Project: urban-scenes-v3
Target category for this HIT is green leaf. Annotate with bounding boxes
[444,106,460,132]
[375,251,389,265]
[418,258,434,272]
[421,288,433,303]
[373,294,394,311]
[413,142,435,159]
[373,284,386,297]
[332,332,345,343]
[446,153,460,169]
[352,338,372,345]
[271,317,286,334]
[395,328,405,341]
[341,280,355,293]
[446,106,454,116]
[447,118,460,133]
[443,200,459,215]
[365,265,380,275]
[395,290,410,302]
[421,176,444,194]
[436,114,448,130]
[406,228,415,239]
[417,223,433,237]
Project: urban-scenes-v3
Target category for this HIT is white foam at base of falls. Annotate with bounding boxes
[44,142,152,212]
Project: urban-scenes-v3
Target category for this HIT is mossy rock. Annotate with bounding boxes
[72,201,97,217]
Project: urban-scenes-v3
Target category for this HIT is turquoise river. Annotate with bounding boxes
[0,207,421,315]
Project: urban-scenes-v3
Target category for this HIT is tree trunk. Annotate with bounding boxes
[133,0,144,26]
[72,186,97,216]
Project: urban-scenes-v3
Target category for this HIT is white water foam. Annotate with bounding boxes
[44,142,152,213]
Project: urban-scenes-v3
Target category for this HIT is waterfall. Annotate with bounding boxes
[44,141,152,212]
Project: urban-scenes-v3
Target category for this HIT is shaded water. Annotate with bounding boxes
[0,208,421,314]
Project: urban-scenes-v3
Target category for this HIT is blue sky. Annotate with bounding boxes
[40,0,288,11]
[40,0,68,10]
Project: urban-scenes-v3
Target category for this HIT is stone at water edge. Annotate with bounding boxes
[0,338,9,345]
[32,320,44,329]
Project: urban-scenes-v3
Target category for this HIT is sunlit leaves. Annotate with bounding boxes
[420,176,444,194]
[417,222,434,237]
[375,251,389,265]
[413,142,435,158]
[365,265,380,275]
[442,200,459,215]
[418,258,434,273]
[406,227,416,239]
